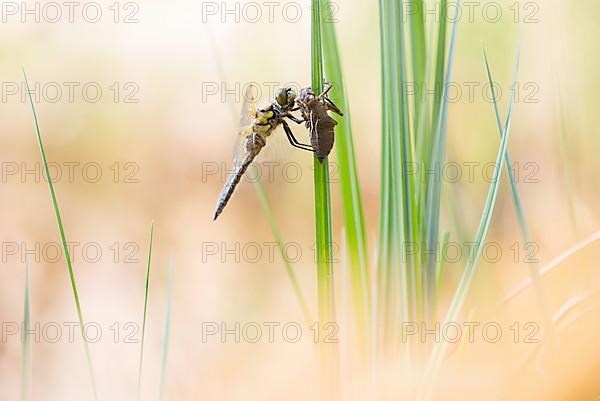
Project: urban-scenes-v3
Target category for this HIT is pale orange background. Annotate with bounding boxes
[0,1,598,400]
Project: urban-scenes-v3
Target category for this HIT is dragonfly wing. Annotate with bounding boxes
[233,126,252,166]
[240,84,258,127]
[232,84,258,161]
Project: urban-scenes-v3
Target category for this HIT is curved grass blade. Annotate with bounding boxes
[483,46,550,329]
[483,48,531,240]
[419,45,520,401]
[136,221,154,401]
[23,70,99,401]
[498,231,599,305]
[158,256,174,401]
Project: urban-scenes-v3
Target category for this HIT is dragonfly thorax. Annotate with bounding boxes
[253,103,284,136]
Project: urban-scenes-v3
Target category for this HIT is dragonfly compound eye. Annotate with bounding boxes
[274,88,288,106]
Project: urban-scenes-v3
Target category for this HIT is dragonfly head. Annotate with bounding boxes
[275,87,297,108]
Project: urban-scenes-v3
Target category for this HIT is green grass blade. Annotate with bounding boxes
[136,221,154,401]
[396,0,421,324]
[417,0,447,208]
[482,46,550,327]
[23,70,99,401]
[389,0,411,322]
[158,256,174,401]
[407,0,427,135]
[376,0,397,348]
[320,0,370,342]
[431,0,448,135]
[312,2,338,399]
[415,0,445,233]
[419,45,520,401]
[483,48,531,240]
[423,0,459,321]
[311,0,324,94]
[378,0,419,353]
[380,0,410,355]
[312,0,335,327]
[21,258,31,401]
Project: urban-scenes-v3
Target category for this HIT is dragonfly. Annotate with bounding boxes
[213,85,314,220]
[294,82,344,162]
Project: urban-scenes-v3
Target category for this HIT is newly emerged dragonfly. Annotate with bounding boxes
[213,85,314,220]
[295,82,344,162]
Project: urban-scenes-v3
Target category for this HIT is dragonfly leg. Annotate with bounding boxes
[282,120,314,152]
[285,114,305,125]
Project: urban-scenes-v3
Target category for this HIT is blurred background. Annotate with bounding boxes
[0,0,599,400]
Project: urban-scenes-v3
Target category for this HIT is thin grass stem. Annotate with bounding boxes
[137,221,154,401]
[23,70,99,401]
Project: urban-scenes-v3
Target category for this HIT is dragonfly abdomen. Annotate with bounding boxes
[213,135,266,220]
